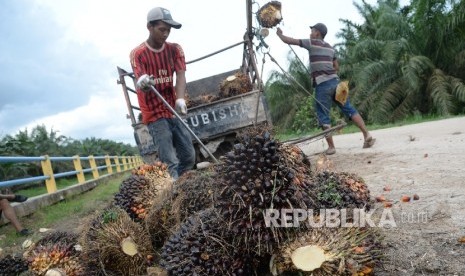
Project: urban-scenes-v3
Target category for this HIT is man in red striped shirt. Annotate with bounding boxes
[130,7,195,179]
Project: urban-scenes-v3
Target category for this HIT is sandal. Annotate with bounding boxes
[9,194,28,203]
[363,137,376,148]
[17,228,33,237]
[325,148,336,155]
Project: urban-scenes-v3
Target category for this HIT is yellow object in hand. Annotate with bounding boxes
[335,80,349,105]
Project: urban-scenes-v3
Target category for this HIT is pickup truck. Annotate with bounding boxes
[116,67,271,164]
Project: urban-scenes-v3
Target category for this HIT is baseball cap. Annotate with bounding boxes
[310,23,327,37]
[147,7,182,29]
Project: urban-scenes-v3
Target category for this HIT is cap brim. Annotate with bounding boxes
[162,20,182,29]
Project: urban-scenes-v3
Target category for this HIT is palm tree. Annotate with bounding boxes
[264,53,314,132]
[336,0,465,123]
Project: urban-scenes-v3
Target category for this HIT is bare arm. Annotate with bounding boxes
[175,70,187,99]
[276,27,300,46]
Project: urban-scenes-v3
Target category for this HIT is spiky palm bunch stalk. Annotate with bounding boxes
[146,168,221,249]
[79,207,154,276]
[272,227,384,275]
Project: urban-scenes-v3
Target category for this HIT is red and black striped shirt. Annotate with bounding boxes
[130,41,186,124]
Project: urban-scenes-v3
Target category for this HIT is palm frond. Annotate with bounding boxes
[401,55,434,90]
[450,76,465,102]
[427,69,456,115]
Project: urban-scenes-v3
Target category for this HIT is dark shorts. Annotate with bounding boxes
[315,78,358,126]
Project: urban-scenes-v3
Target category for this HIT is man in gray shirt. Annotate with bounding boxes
[276,23,375,154]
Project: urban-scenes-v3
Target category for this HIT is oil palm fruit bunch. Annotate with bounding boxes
[160,208,258,276]
[24,231,85,276]
[219,71,253,98]
[79,207,154,276]
[216,128,318,255]
[0,254,29,275]
[132,161,168,176]
[115,162,171,221]
[314,171,372,210]
[185,93,220,108]
[257,1,282,28]
[271,227,384,275]
[145,168,220,249]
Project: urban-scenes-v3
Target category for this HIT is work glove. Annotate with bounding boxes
[175,98,187,115]
[136,74,155,92]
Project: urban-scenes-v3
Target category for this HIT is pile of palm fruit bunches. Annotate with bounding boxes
[0,126,385,275]
[186,71,253,108]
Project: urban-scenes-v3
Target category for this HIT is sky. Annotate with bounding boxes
[0,0,386,146]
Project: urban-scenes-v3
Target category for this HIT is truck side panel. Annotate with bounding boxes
[184,90,268,140]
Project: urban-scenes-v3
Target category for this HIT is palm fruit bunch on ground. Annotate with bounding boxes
[215,127,318,255]
[79,206,154,276]
[24,231,84,276]
[272,227,384,275]
[0,254,29,275]
[145,167,221,249]
[219,71,253,98]
[256,1,282,28]
[114,161,171,221]
[160,208,260,276]
[314,171,373,210]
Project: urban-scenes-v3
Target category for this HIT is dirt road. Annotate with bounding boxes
[299,116,465,275]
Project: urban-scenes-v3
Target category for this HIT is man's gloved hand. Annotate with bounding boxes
[136,74,155,92]
[175,98,187,115]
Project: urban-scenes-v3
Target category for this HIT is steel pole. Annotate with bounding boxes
[148,85,219,164]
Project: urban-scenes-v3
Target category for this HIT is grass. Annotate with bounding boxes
[0,172,130,248]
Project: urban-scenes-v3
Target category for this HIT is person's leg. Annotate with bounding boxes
[337,100,375,148]
[315,79,338,154]
[0,199,24,232]
[351,113,370,140]
[172,119,196,176]
[148,119,180,179]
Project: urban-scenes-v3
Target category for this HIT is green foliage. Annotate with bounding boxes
[0,124,138,188]
[264,53,313,133]
[318,180,343,207]
[291,96,343,134]
[265,0,465,136]
[102,209,119,224]
[0,173,127,247]
[335,0,465,124]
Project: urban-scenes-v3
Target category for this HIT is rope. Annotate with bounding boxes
[265,52,312,96]
[288,44,311,77]
[186,40,246,64]
[264,51,332,115]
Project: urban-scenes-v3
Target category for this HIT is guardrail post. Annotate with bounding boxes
[88,155,99,179]
[105,155,113,174]
[130,156,135,168]
[73,155,85,184]
[122,157,128,171]
[40,155,57,193]
[114,157,121,172]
